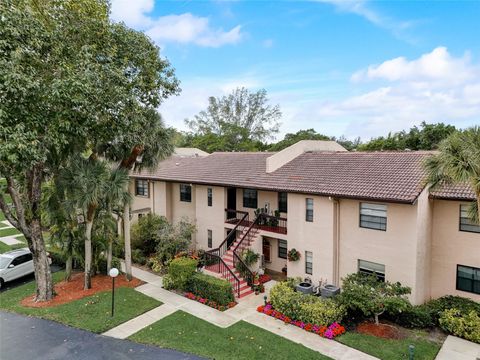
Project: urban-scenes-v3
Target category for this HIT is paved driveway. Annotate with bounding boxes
[0,311,203,360]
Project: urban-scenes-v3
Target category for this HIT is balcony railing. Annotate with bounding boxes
[225,209,287,235]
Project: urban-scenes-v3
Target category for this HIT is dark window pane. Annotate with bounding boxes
[180,184,192,202]
[243,189,258,208]
[360,203,387,231]
[306,199,313,222]
[457,265,480,294]
[459,205,480,233]
[278,192,288,213]
[207,188,212,207]
[135,180,149,197]
[278,240,287,259]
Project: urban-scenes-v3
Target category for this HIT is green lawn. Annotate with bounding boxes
[0,227,21,238]
[0,272,161,333]
[337,331,442,360]
[130,310,332,360]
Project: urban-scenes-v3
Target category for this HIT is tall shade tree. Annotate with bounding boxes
[0,0,178,300]
[424,126,480,223]
[185,87,281,151]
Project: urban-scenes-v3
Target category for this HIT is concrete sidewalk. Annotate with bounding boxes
[104,264,378,360]
[435,336,480,360]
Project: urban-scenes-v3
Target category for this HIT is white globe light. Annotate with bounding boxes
[109,267,119,278]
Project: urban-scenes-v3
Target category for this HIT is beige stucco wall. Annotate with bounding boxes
[414,189,433,303]
[430,199,480,302]
[194,185,226,249]
[263,236,287,273]
[338,198,420,303]
[129,179,153,222]
[286,194,335,284]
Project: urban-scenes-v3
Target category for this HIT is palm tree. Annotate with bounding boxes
[42,180,84,281]
[62,157,130,289]
[425,126,480,223]
[96,110,174,280]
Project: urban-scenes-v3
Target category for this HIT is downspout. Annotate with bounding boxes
[151,181,155,214]
[330,197,340,286]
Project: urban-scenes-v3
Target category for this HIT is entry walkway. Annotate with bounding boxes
[435,335,480,360]
[104,264,378,360]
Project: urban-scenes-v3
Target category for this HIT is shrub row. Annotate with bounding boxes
[269,282,345,326]
[186,273,235,306]
[163,257,198,290]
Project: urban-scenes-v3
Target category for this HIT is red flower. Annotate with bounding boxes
[305,324,313,332]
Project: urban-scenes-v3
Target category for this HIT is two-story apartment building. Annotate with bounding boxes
[129,141,479,304]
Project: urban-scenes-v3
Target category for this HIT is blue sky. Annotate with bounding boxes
[111,0,480,140]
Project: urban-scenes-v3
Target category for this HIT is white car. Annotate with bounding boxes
[0,248,34,289]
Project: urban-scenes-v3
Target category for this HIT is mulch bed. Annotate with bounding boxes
[356,321,406,340]
[20,272,143,308]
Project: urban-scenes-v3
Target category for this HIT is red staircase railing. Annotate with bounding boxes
[232,215,262,287]
[205,209,249,297]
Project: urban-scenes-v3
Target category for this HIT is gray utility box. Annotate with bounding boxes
[320,284,340,298]
[296,282,314,295]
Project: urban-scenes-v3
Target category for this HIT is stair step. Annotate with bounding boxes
[238,289,254,298]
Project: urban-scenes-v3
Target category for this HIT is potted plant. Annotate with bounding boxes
[287,248,300,261]
[259,283,265,293]
[282,265,287,275]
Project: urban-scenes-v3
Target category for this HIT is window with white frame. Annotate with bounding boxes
[459,205,480,233]
[207,188,213,207]
[278,239,287,259]
[305,198,313,222]
[180,184,192,202]
[360,203,387,231]
[358,259,385,282]
[135,179,149,197]
[207,229,213,248]
[457,265,480,294]
[305,251,313,275]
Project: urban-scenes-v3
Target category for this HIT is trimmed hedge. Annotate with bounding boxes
[187,273,234,306]
[439,309,480,343]
[270,282,345,326]
[168,257,198,290]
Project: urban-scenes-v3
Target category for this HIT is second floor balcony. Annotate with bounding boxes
[225,209,287,235]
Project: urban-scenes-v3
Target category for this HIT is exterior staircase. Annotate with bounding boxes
[221,228,260,298]
[204,212,261,299]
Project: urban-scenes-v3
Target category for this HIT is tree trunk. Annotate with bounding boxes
[84,220,93,289]
[29,219,54,301]
[374,313,380,326]
[107,238,112,274]
[123,202,132,281]
[65,256,73,281]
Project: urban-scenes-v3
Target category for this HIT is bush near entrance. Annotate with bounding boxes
[187,273,235,306]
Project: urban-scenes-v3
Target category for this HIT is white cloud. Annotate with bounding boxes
[316,0,417,42]
[314,47,480,138]
[352,47,475,85]
[110,0,154,28]
[146,14,242,48]
[110,0,243,47]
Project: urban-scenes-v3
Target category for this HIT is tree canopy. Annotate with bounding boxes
[0,0,179,300]
[358,122,456,151]
[424,126,480,222]
[183,87,281,152]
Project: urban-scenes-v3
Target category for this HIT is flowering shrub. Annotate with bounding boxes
[257,303,346,340]
[185,292,236,311]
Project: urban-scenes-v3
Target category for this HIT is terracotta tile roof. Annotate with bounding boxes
[131,151,475,203]
[429,183,475,201]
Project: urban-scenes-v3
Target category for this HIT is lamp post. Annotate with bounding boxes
[109,267,119,317]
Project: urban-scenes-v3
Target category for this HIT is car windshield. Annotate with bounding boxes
[0,256,12,269]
